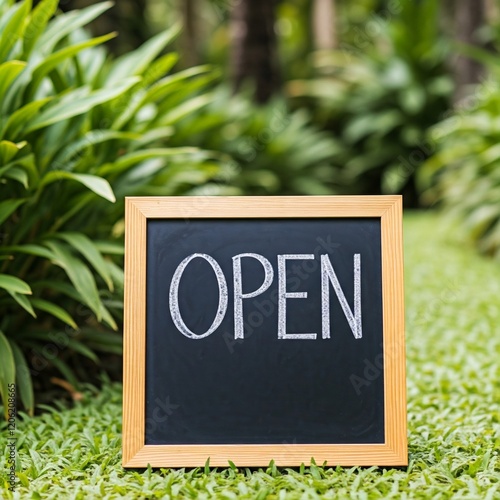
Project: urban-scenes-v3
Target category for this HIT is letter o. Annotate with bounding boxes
[169,253,228,339]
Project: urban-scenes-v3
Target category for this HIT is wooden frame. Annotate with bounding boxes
[123,196,407,467]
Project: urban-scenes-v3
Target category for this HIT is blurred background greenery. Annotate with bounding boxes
[1,0,499,411]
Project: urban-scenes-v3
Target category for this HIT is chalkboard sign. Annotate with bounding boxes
[123,196,406,467]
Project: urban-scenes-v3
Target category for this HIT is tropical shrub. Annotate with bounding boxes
[171,87,343,195]
[287,0,453,206]
[0,0,226,415]
[420,78,500,258]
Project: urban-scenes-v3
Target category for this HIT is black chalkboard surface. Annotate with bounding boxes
[146,218,384,445]
[123,196,407,467]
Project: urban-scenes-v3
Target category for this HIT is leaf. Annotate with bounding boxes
[38,1,113,54]
[454,42,500,71]
[98,147,201,176]
[31,298,78,329]
[4,166,29,188]
[466,205,500,240]
[40,172,115,203]
[0,198,27,225]
[160,93,213,126]
[93,241,125,256]
[3,98,52,140]
[7,290,36,317]
[26,33,117,99]
[344,111,403,144]
[106,260,124,291]
[0,164,14,179]
[0,140,21,164]
[0,154,37,186]
[0,330,15,419]
[9,341,34,415]
[0,273,32,295]
[143,65,213,105]
[0,60,26,101]
[110,64,212,131]
[0,0,30,63]
[55,232,113,291]
[25,78,140,133]
[142,52,179,87]
[79,328,122,348]
[44,241,102,320]
[106,23,181,85]
[129,127,174,150]
[22,0,59,58]
[17,473,29,488]
[1,244,55,260]
[98,302,118,331]
[64,338,98,363]
[53,130,139,167]
[33,279,83,303]
[479,143,500,166]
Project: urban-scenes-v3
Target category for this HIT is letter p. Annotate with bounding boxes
[233,253,274,339]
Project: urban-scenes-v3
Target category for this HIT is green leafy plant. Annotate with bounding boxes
[421,78,500,258]
[0,0,226,416]
[170,87,343,195]
[287,0,453,206]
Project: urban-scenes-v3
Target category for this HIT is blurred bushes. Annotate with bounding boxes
[171,87,342,195]
[421,78,500,258]
[287,0,453,206]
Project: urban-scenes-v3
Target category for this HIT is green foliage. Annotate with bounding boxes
[421,78,500,258]
[1,213,499,497]
[0,0,225,415]
[171,87,343,195]
[288,0,453,206]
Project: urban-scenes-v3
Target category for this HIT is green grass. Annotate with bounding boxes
[1,211,499,499]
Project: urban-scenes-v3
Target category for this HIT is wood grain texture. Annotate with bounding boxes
[122,195,407,467]
[123,199,147,466]
[380,196,407,466]
[125,444,404,468]
[125,195,399,219]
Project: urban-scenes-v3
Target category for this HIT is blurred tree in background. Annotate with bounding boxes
[442,0,488,101]
[230,0,281,103]
[312,0,337,51]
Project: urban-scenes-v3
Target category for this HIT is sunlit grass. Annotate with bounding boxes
[1,211,499,499]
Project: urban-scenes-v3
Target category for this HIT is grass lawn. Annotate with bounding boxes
[1,211,499,499]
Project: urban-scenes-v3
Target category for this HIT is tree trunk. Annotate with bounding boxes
[230,0,281,104]
[312,0,337,51]
[485,0,499,23]
[453,0,486,102]
[440,0,455,36]
[180,0,199,67]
